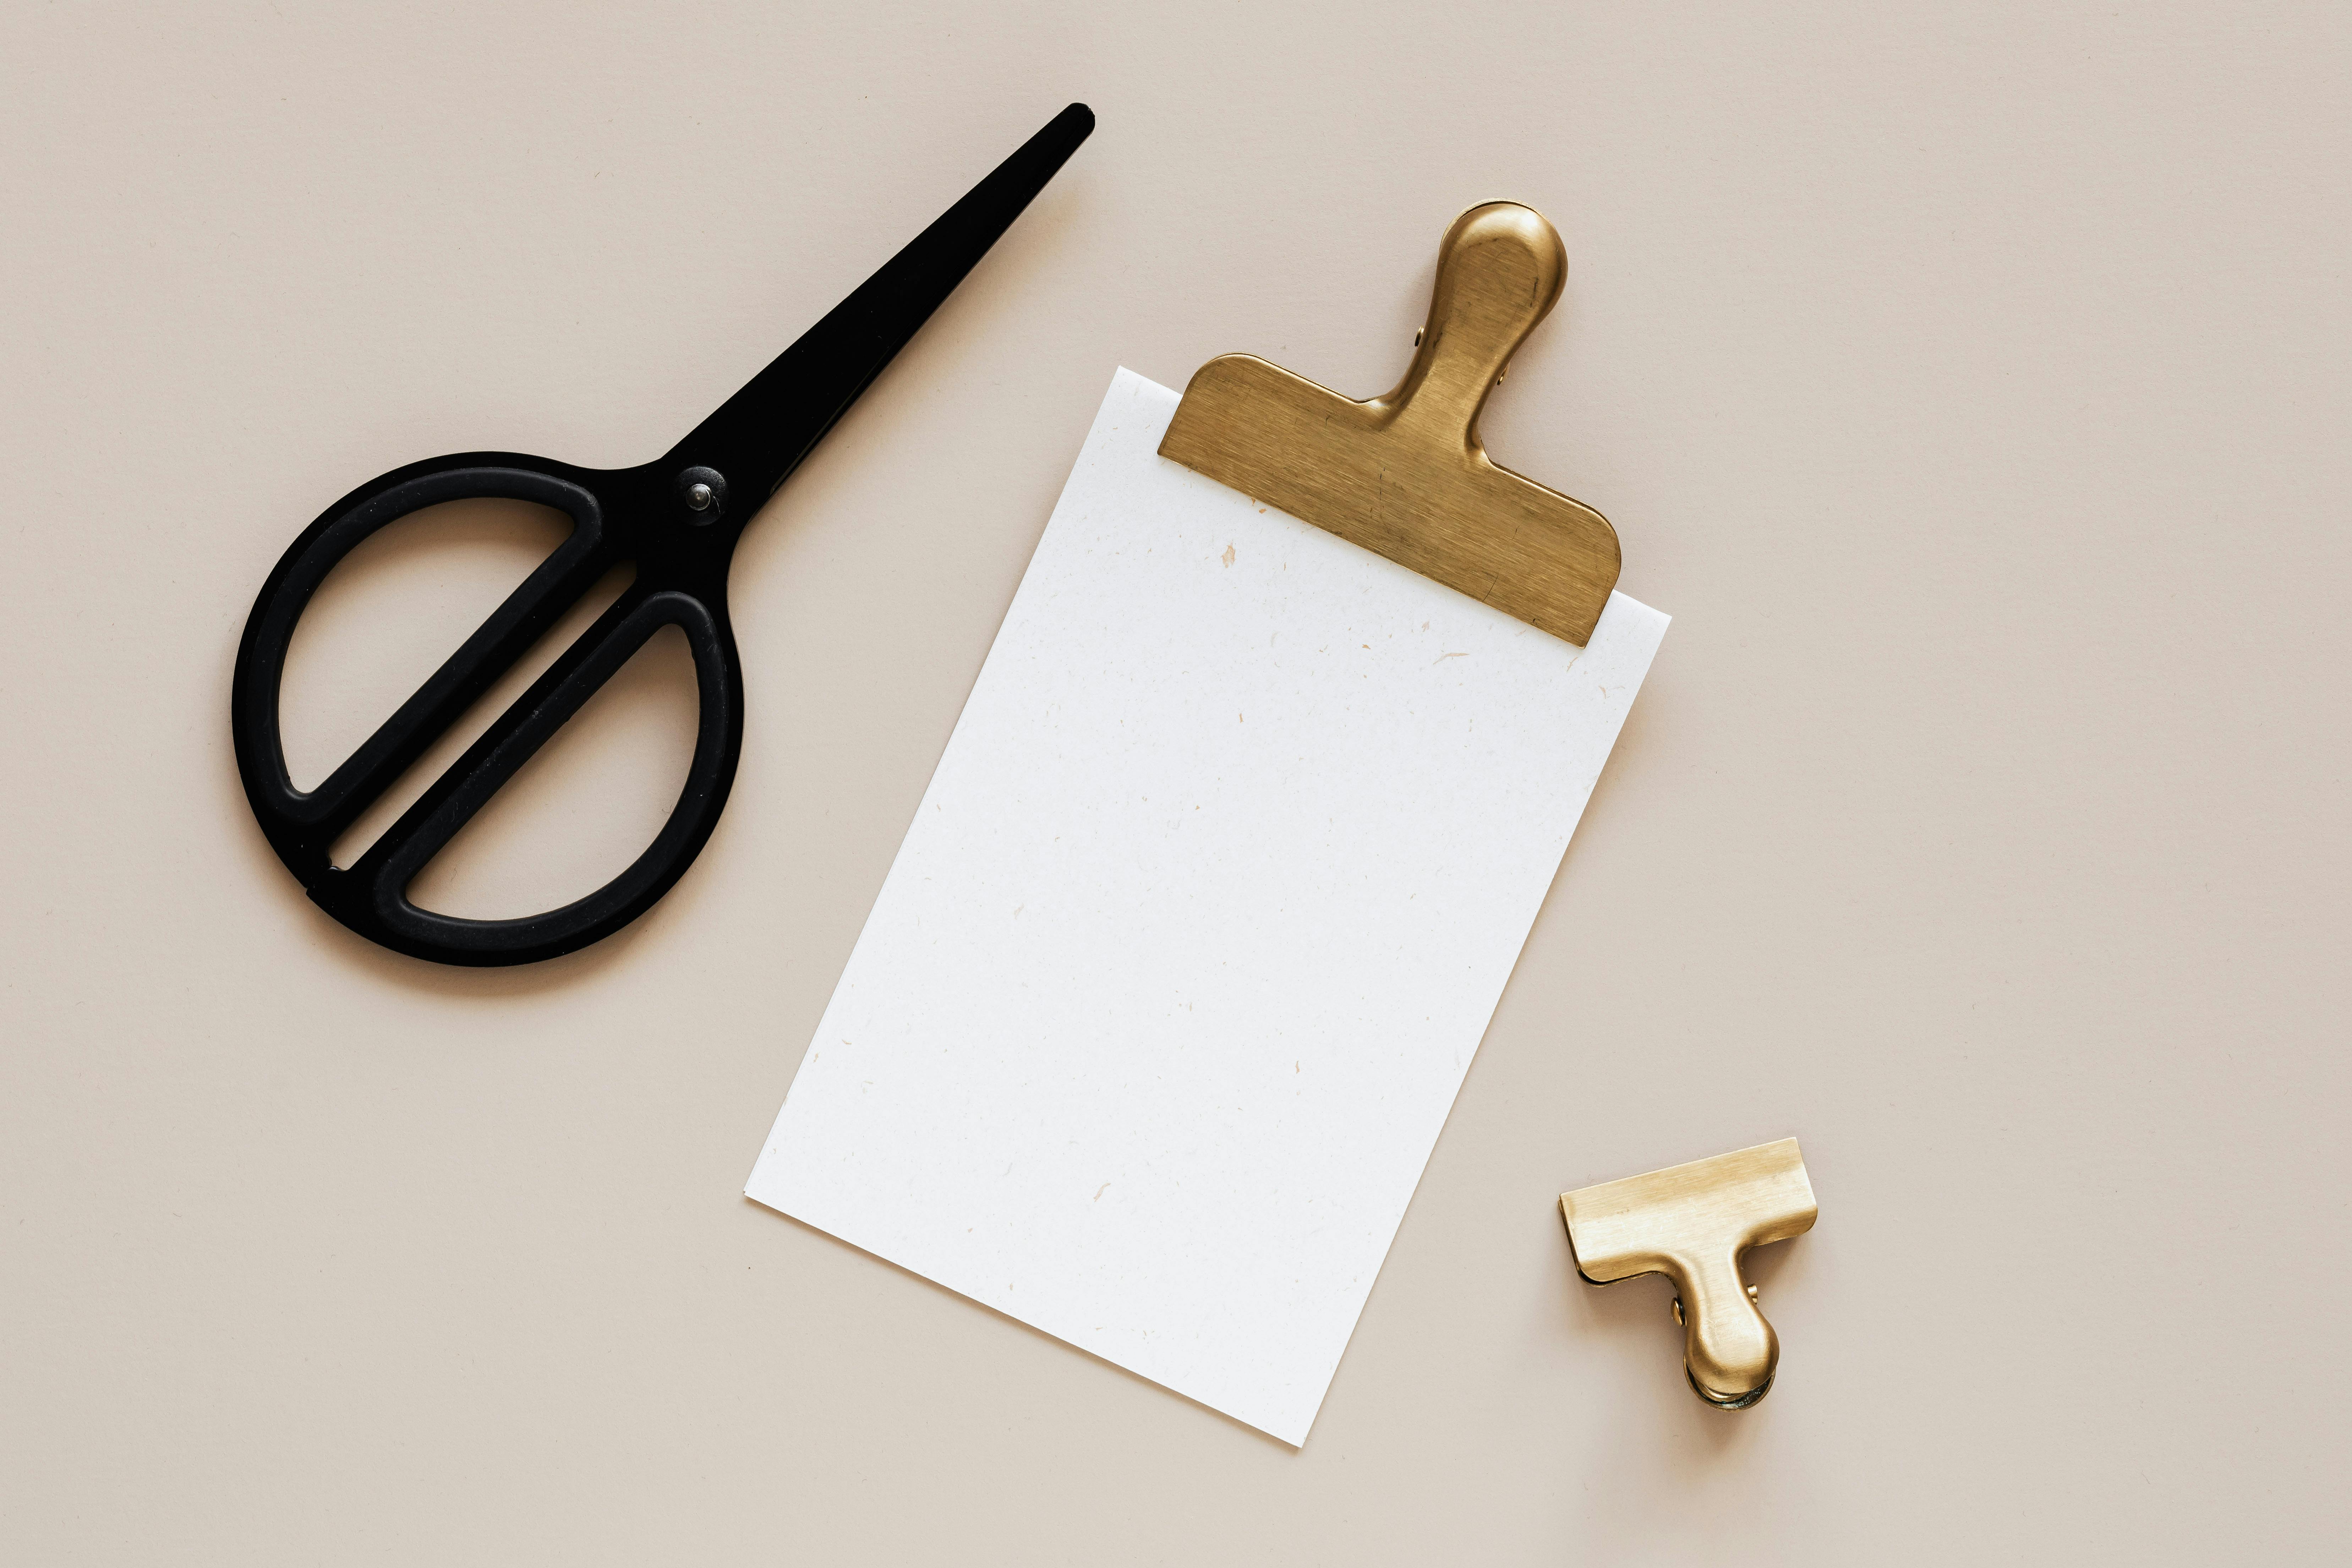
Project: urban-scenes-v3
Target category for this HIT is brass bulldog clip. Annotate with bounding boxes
[1560,1139,1818,1409]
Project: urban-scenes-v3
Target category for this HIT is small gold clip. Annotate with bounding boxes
[1559,1139,1817,1410]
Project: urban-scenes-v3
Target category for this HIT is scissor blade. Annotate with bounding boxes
[668,102,1094,504]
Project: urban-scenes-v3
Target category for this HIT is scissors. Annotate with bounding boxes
[231,104,1093,968]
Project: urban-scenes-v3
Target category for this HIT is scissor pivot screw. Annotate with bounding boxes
[674,465,728,524]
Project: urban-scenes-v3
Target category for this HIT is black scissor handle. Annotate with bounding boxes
[233,104,1095,966]
[231,452,746,966]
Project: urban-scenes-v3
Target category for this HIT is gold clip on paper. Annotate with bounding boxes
[1559,1139,1818,1410]
[1158,202,1621,647]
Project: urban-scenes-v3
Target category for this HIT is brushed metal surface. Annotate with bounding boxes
[1562,1140,1818,1408]
[1159,203,1621,646]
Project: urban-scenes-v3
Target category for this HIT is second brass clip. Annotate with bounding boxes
[1560,1139,1817,1409]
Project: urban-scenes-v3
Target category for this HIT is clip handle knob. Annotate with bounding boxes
[1674,1251,1782,1408]
[1380,202,1569,452]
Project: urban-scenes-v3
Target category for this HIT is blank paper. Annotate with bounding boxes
[746,368,1667,1444]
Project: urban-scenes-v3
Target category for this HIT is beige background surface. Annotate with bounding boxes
[2,3,2346,1562]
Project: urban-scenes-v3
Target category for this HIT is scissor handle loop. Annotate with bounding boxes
[233,458,611,837]
[231,455,747,966]
[326,587,742,965]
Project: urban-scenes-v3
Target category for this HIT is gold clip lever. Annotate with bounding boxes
[1559,1139,1818,1409]
[1158,202,1621,646]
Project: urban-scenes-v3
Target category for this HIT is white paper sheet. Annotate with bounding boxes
[747,369,1667,1444]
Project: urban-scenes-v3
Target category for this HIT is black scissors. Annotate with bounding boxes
[232,104,1093,968]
